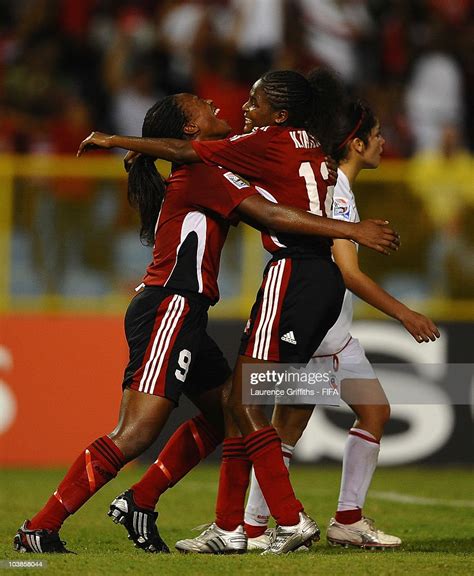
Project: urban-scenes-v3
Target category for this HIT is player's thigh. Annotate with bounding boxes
[240,257,345,364]
[229,355,271,434]
[281,257,345,361]
[122,287,209,404]
[184,333,232,431]
[338,337,390,417]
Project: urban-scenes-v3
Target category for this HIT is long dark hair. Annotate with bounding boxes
[259,68,351,156]
[332,99,378,163]
[128,95,188,245]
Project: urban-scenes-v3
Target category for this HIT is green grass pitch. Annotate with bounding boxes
[1,465,473,575]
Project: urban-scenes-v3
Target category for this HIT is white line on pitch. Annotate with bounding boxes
[370,491,474,508]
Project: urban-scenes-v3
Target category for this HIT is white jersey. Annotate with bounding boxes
[314,169,359,356]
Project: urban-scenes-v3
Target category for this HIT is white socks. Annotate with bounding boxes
[244,443,294,529]
[337,427,380,512]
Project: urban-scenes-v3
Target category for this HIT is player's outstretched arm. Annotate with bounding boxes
[77,132,201,163]
[332,239,440,342]
[237,195,400,255]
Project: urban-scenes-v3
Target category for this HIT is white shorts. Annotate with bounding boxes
[308,337,376,381]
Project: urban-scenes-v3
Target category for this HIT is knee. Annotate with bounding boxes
[272,418,305,446]
[226,394,260,431]
[282,425,305,446]
[272,407,312,446]
[109,424,157,461]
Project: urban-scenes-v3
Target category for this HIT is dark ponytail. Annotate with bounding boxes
[128,94,188,245]
[306,68,350,156]
[256,67,377,161]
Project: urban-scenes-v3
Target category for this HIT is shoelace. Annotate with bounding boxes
[359,517,389,537]
[190,523,214,541]
[266,527,277,544]
[361,517,377,531]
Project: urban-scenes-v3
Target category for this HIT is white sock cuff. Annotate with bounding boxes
[281,443,295,459]
[349,428,379,445]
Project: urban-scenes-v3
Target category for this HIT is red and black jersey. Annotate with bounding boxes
[192,126,334,254]
[143,163,256,303]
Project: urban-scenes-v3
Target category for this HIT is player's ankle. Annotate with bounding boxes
[245,523,267,538]
[335,508,362,525]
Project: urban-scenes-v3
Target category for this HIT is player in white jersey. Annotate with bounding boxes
[244,99,440,550]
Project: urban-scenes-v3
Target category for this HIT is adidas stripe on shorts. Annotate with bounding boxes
[239,254,345,363]
[122,286,231,403]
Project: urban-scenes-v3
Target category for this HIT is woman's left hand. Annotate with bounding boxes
[398,309,440,342]
[77,132,114,157]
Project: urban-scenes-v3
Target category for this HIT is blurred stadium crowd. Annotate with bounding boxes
[0,0,473,304]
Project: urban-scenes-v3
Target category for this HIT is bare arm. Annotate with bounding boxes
[237,195,400,255]
[77,131,201,163]
[332,239,440,342]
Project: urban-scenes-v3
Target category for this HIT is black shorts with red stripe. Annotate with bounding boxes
[122,286,231,403]
[240,249,345,363]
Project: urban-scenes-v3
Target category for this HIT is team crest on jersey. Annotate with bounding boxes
[333,197,352,220]
[224,171,249,189]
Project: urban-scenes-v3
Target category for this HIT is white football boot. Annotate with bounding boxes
[327,517,401,549]
[175,523,247,554]
[248,529,310,552]
[247,529,272,551]
[261,512,320,555]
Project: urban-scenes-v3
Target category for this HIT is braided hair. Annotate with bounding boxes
[128,95,188,245]
[259,68,350,156]
[259,70,313,127]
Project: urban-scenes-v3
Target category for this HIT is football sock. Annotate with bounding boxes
[131,414,222,510]
[335,427,380,524]
[244,442,294,536]
[244,427,302,527]
[29,436,125,532]
[215,437,251,531]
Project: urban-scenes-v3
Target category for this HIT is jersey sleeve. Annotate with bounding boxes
[191,129,272,179]
[188,167,258,219]
[332,176,358,223]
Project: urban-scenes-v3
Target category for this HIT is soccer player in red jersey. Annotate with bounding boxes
[244,99,440,551]
[15,90,397,555]
[77,69,400,554]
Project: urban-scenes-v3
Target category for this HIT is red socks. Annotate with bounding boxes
[244,426,302,527]
[335,509,363,524]
[215,437,252,531]
[27,494,68,533]
[29,436,125,532]
[245,523,267,538]
[215,428,303,531]
[132,414,223,510]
